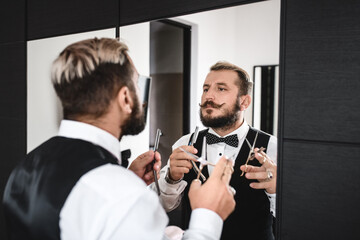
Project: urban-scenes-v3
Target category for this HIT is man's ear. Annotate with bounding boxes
[117,86,133,114]
[239,95,251,111]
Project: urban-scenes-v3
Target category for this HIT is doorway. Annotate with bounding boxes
[149,20,191,166]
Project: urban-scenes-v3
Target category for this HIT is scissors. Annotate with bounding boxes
[240,131,265,176]
[180,136,214,181]
[153,128,162,195]
[187,127,207,182]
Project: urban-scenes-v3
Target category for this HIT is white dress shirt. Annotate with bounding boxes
[58,120,223,240]
[158,121,277,217]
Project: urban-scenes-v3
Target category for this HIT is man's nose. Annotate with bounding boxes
[204,89,215,101]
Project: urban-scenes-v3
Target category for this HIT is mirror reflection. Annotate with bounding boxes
[119,1,280,239]
[119,0,280,163]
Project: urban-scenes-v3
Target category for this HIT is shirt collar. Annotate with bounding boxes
[208,119,249,142]
[58,120,121,161]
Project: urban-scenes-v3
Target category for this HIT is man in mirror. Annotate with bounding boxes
[2,38,236,239]
[159,62,278,240]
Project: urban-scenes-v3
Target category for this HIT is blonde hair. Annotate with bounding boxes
[51,38,134,119]
[51,38,129,84]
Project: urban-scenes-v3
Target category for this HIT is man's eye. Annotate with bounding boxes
[219,88,225,91]
[203,88,209,92]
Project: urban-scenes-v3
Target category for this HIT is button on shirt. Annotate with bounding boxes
[158,121,277,217]
[58,120,223,240]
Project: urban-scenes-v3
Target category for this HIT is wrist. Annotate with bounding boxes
[165,168,183,184]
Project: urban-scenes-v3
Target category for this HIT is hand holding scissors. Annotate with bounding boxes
[240,131,266,176]
[179,136,214,181]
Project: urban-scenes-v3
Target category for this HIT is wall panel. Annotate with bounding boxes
[0,41,26,240]
[0,43,26,120]
[119,0,264,26]
[280,140,360,239]
[27,0,118,40]
[0,1,25,44]
[279,0,360,239]
[283,0,360,143]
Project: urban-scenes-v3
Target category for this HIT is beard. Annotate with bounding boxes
[200,100,241,129]
[121,92,146,137]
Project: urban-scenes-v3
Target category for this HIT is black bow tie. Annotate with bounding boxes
[120,149,131,168]
[206,133,239,148]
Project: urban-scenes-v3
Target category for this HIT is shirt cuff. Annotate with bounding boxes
[188,208,223,239]
[159,175,187,194]
[265,192,276,217]
[157,175,187,212]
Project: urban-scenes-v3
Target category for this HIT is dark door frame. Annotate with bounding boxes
[158,19,192,135]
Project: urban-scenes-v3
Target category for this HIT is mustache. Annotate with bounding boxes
[199,101,225,109]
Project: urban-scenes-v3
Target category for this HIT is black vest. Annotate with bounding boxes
[3,137,120,240]
[181,127,274,240]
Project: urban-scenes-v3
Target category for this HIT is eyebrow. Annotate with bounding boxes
[203,82,229,88]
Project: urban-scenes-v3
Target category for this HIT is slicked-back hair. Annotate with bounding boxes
[51,38,135,119]
[210,61,253,96]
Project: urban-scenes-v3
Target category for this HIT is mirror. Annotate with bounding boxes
[27,0,280,161]
[119,0,280,162]
[119,1,280,237]
[27,1,280,161]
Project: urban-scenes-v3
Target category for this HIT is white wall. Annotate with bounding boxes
[27,29,115,152]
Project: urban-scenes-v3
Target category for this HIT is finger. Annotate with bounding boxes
[240,164,265,173]
[175,145,198,155]
[153,152,162,171]
[211,156,230,179]
[153,161,161,171]
[171,166,191,174]
[154,151,161,163]
[254,149,274,168]
[179,151,199,162]
[228,186,236,196]
[144,172,154,181]
[249,181,273,190]
[221,161,234,185]
[137,150,155,165]
[189,179,202,192]
[172,151,198,162]
[171,159,193,170]
[245,171,268,180]
[145,162,153,172]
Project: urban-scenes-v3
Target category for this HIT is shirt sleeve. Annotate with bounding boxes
[60,165,169,240]
[265,135,277,217]
[182,208,223,240]
[267,135,277,164]
[156,134,192,212]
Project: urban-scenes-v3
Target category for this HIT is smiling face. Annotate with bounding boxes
[200,69,249,132]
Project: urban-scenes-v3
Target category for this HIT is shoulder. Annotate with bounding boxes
[172,133,192,149]
[61,164,160,220]
[172,128,209,149]
[249,127,277,161]
[60,164,166,239]
[76,164,148,200]
[249,127,277,140]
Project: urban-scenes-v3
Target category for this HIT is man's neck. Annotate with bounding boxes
[212,118,244,137]
[75,115,121,140]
